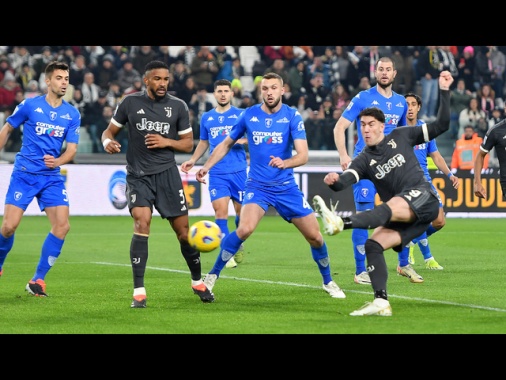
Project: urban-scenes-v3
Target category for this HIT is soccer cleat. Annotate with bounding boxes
[25,279,48,297]
[354,271,371,285]
[312,195,343,236]
[397,264,424,283]
[322,280,346,298]
[203,273,217,292]
[350,298,392,316]
[225,257,238,269]
[425,257,443,270]
[131,295,147,308]
[235,244,245,263]
[0,269,3,277]
[192,282,215,303]
[408,242,415,265]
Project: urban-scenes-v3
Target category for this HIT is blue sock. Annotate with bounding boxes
[215,218,229,238]
[426,224,437,237]
[352,229,368,274]
[311,241,332,284]
[0,233,15,270]
[209,230,243,277]
[416,232,432,260]
[33,232,64,281]
[398,246,410,267]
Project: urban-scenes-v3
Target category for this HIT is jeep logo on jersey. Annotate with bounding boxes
[164,107,172,118]
[374,154,406,179]
[136,118,170,134]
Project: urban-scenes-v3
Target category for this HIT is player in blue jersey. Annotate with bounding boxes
[0,61,80,297]
[181,79,248,269]
[197,72,346,300]
[402,93,459,271]
[322,56,422,285]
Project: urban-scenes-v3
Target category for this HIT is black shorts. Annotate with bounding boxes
[126,165,189,219]
[386,184,440,252]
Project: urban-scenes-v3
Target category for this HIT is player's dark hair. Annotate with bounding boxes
[45,61,69,77]
[374,56,395,70]
[214,79,231,90]
[263,72,283,86]
[405,92,422,106]
[359,107,385,123]
[144,60,169,74]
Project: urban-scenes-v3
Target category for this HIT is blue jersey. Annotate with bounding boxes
[200,106,246,175]
[412,120,438,181]
[7,95,81,175]
[229,103,305,186]
[342,86,407,156]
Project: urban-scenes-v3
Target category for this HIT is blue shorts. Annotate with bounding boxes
[352,178,376,206]
[242,181,313,222]
[208,170,247,204]
[5,170,69,211]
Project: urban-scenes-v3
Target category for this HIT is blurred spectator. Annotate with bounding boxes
[212,46,234,81]
[156,46,177,67]
[0,56,15,83]
[450,78,473,139]
[457,46,477,93]
[390,46,418,93]
[178,75,198,105]
[476,83,497,118]
[231,56,245,80]
[475,116,489,139]
[239,91,255,108]
[82,46,105,70]
[350,75,371,98]
[176,46,197,67]
[346,45,368,89]
[81,71,101,104]
[94,105,115,153]
[488,106,505,129]
[123,76,144,96]
[451,125,488,170]
[437,46,459,81]
[330,83,350,110]
[418,46,442,121]
[69,54,88,89]
[189,108,200,140]
[265,58,289,84]
[327,46,352,92]
[24,79,42,98]
[282,82,298,108]
[281,46,313,65]
[190,46,219,92]
[57,46,76,66]
[68,87,86,117]
[170,60,190,93]
[458,97,487,137]
[474,46,505,98]
[263,46,285,66]
[7,46,33,72]
[167,71,180,96]
[82,90,111,153]
[188,86,213,123]
[304,73,330,113]
[307,56,332,89]
[287,60,309,99]
[32,46,55,81]
[132,46,157,74]
[304,96,336,150]
[0,70,22,112]
[105,81,123,109]
[116,59,141,92]
[93,54,118,90]
[105,45,130,70]
[16,62,37,91]
[2,89,24,152]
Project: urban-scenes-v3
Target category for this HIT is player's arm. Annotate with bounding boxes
[196,135,236,183]
[0,122,14,151]
[101,122,122,154]
[333,115,353,169]
[54,142,77,167]
[270,138,308,169]
[474,149,488,199]
[426,71,453,141]
[430,150,459,189]
[181,139,210,173]
[324,169,359,192]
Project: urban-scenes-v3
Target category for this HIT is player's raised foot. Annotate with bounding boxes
[203,273,217,292]
[225,257,237,268]
[192,282,215,303]
[408,242,415,265]
[322,280,346,298]
[397,264,424,283]
[350,298,392,316]
[131,295,147,308]
[425,257,443,270]
[354,271,371,285]
[234,244,245,263]
[25,279,47,297]
[312,195,343,236]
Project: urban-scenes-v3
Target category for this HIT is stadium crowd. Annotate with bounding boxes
[0,45,505,165]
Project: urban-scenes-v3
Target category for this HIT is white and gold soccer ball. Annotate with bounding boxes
[188,220,222,252]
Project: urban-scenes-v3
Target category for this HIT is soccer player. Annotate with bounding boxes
[0,61,80,297]
[474,114,506,201]
[316,71,453,316]
[196,72,346,300]
[403,92,459,270]
[181,79,247,269]
[328,56,409,285]
[101,60,214,308]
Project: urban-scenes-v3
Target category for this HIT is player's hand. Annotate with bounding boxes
[43,154,56,169]
[269,155,285,169]
[145,133,166,149]
[439,70,454,89]
[340,154,352,171]
[323,172,340,185]
[181,160,194,173]
[104,139,121,154]
[196,168,208,184]
[450,175,460,189]
[474,182,487,199]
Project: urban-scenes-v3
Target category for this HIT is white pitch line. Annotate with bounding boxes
[91,261,506,313]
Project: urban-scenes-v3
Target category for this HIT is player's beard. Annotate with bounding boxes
[263,96,281,110]
[217,100,230,107]
[377,77,394,90]
[149,87,167,101]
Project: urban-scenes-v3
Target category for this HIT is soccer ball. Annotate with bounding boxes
[188,220,222,252]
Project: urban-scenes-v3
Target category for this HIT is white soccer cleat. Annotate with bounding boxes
[322,280,346,299]
[203,274,217,291]
[312,195,343,236]
[350,298,392,316]
[225,257,238,268]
